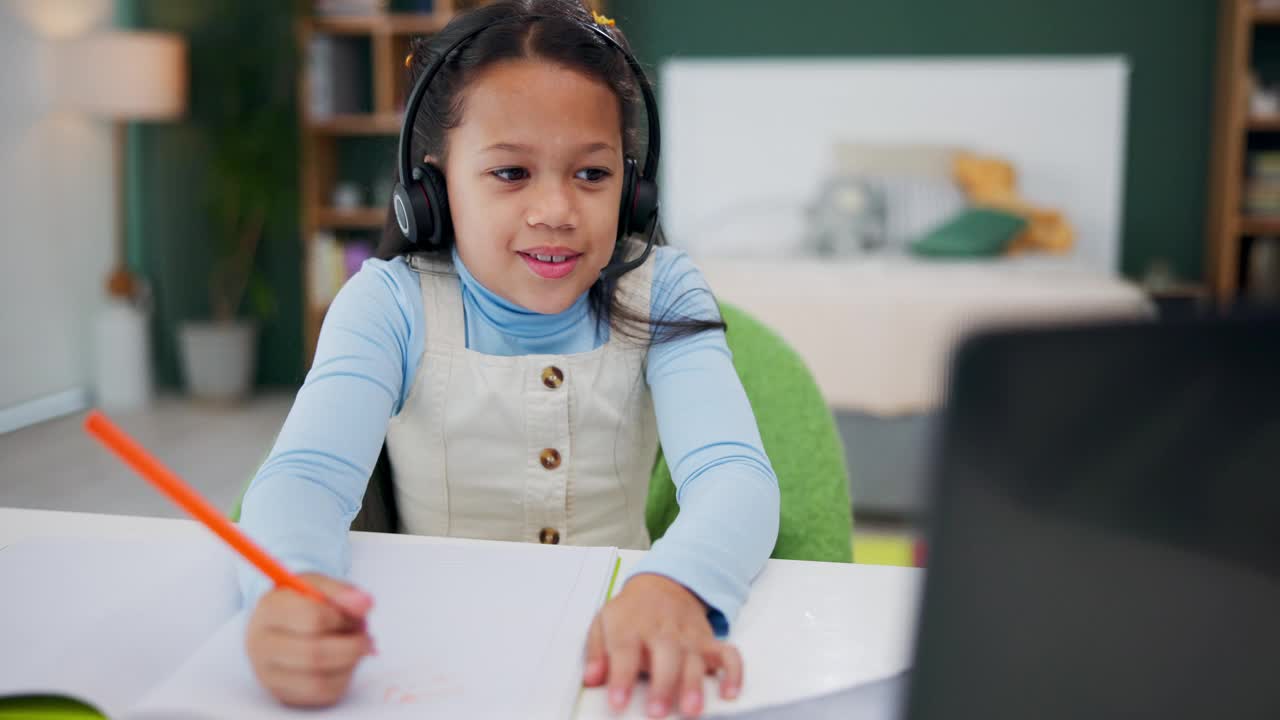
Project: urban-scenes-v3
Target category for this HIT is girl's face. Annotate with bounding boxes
[443,59,624,315]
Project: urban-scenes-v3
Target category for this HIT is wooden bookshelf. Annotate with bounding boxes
[307,113,401,135]
[311,12,451,35]
[298,1,606,364]
[1253,7,1280,24]
[1204,0,1280,305]
[1239,215,1280,235]
[297,5,462,364]
[315,206,387,228]
[1248,114,1280,130]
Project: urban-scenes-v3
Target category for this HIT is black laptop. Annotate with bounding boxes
[904,313,1280,719]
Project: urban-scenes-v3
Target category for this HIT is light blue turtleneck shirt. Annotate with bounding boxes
[237,246,780,633]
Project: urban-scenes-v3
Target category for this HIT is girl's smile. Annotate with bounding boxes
[516,245,584,280]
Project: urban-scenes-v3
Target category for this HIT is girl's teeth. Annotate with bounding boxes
[532,254,568,263]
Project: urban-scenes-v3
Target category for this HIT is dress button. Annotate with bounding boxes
[539,448,562,470]
[541,365,564,389]
[539,527,561,544]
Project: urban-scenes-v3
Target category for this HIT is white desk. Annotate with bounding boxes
[0,507,923,718]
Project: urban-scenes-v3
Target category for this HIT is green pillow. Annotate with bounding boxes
[910,207,1027,258]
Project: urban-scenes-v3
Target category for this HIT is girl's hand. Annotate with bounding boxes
[245,573,376,707]
[583,573,743,718]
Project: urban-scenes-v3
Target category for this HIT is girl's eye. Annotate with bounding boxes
[492,167,529,182]
[576,167,611,183]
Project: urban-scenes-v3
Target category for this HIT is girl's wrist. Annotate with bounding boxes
[623,573,707,612]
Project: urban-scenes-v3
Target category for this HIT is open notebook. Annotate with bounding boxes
[0,534,618,719]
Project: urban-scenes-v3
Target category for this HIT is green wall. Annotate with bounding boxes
[609,0,1218,281]
[123,0,303,388]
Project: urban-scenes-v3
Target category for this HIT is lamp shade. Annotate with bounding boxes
[54,31,187,120]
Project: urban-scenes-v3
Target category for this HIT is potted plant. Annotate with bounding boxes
[177,16,294,402]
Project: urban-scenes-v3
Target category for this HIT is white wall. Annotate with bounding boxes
[0,0,115,415]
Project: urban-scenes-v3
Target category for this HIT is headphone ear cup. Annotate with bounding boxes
[629,177,658,235]
[392,181,430,245]
[617,157,658,238]
[391,163,448,247]
[617,157,637,243]
[417,163,453,248]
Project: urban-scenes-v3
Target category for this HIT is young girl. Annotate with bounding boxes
[238,1,780,717]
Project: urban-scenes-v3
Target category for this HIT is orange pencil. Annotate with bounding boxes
[83,409,328,604]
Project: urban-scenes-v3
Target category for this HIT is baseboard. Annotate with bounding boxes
[0,387,90,434]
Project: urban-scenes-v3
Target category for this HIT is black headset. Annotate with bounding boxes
[391,13,661,279]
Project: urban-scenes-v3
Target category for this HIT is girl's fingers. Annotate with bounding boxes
[260,665,358,708]
[643,635,682,718]
[678,652,706,718]
[262,589,361,635]
[246,577,376,709]
[263,630,375,673]
[605,635,643,712]
[304,574,375,619]
[583,614,608,687]
[327,588,374,620]
[702,641,743,700]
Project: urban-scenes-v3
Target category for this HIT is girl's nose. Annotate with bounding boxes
[526,180,577,231]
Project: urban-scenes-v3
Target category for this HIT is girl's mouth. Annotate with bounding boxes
[517,249,582,280]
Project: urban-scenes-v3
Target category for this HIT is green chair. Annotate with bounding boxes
[233,302,854,563]
[647,302,853,562]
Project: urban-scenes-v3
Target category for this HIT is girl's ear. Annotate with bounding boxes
[422,154,447,179]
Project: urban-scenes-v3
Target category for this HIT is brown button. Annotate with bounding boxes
[541,365,564,389]
[539,527,561,544]
[539,448,561,470]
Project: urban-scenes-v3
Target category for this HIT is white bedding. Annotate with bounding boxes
[695,254,1154,416]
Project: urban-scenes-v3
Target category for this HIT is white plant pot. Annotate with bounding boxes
[93,299,154,411]
[178,321,257,401]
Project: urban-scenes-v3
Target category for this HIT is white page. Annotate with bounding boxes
[0,536,241,717]
[130,537,617,719]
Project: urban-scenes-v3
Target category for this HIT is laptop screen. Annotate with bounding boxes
[906,316,1280,720]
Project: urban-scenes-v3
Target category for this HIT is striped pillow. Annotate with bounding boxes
[859,174,968,250]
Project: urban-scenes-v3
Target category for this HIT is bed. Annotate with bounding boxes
[660,57,1148,515]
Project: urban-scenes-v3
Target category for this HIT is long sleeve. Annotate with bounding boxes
[626,249,782,635]
[236,258,422,606]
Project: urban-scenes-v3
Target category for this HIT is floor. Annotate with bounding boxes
[0,393,294,519]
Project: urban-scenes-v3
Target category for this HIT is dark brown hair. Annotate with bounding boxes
[375,0,724,345]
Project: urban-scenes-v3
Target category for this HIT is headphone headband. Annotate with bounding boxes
[397,13,661,190]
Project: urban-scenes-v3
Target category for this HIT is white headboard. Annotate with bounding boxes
[658,58,1130,272]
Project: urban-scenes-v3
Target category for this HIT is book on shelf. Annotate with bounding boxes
[306,34,370,118]
[1246,151,1280,218]
[310,231,374,307]
[389,0,434,10]
[314,0,388,15]
[345,240,375,278]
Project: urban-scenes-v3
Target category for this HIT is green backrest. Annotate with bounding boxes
[645,302,853,562]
